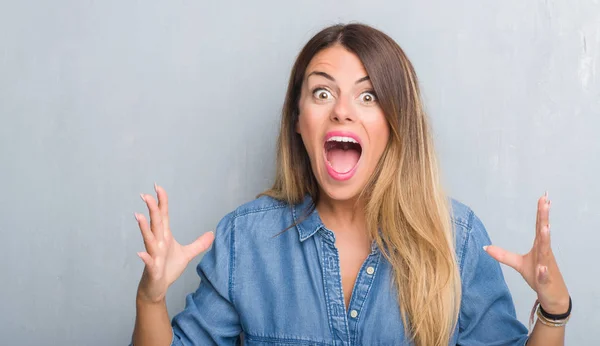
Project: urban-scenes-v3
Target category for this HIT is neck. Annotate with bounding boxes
[316,193,367,232]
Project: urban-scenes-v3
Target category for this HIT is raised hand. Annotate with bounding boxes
[135,184,215,304]
[484,193,570,314]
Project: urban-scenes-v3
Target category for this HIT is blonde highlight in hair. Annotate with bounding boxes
[261,23,461,345]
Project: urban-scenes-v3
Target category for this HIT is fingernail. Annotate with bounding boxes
[134,213,139,221]
[154,182,158,192]
[140,193,145,202]
[483,246,488,251]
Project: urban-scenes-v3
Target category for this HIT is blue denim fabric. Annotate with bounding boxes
[164,195,528,345]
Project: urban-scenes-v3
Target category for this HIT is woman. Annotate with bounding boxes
[132,23,570,345]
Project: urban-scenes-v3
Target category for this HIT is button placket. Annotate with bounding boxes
[320,230,350,344]
[346,252,381,344]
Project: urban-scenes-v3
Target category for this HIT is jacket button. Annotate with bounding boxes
[350,310,359,318]
[366,266,375,275]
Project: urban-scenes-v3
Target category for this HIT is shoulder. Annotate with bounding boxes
[230,195,289,218]
[449,198,476,230]
[449,198,493,274]
[449,197,490,237]
[214,195,294,240]
[201,195,294,275]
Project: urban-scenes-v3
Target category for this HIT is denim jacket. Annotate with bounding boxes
[166,195,528,345]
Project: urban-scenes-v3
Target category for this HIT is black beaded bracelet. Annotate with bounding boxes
[539,296,572,320]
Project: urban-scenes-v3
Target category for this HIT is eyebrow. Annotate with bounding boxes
[307,71,370,84]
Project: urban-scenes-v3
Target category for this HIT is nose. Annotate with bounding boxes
[330,96,356,124]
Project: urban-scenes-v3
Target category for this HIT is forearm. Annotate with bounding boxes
[526,320,565,346]
[133,295,173,346]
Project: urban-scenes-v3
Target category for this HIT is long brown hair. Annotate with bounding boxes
[261,23,461,346]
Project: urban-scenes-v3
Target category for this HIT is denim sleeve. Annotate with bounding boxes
[457,211,529,346]
[170,212,242,346]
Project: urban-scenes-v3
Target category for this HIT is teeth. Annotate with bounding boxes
[327,136,358,144]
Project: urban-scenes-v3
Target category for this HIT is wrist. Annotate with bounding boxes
[541,295,571,315]
[529,296,572,331]
[136,290,166,306]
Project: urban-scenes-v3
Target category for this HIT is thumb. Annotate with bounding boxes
[183,231,215,260]
[484,245,523,273]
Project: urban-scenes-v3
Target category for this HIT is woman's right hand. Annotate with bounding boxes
[135,183,215,304]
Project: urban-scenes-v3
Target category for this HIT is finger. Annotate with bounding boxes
[183,231,215,260]
[484,245,524,273]
[537,224,552,266]
[141,193,164,242]
[536,192,550,238]
[137,251,155,268]
[155,183,170,233]
[135,213,155,251]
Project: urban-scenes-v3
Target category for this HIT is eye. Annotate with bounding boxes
[359,91,377,104]
[312,88,333,101]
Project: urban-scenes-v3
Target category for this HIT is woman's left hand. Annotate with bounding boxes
[484,193,570,314]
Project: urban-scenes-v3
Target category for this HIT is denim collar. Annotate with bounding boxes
[292,194,323,242]
[292,194,379,254]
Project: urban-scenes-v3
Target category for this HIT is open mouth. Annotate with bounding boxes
[324,133,362,180]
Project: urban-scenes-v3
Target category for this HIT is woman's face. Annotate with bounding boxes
[297,44,390,202]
